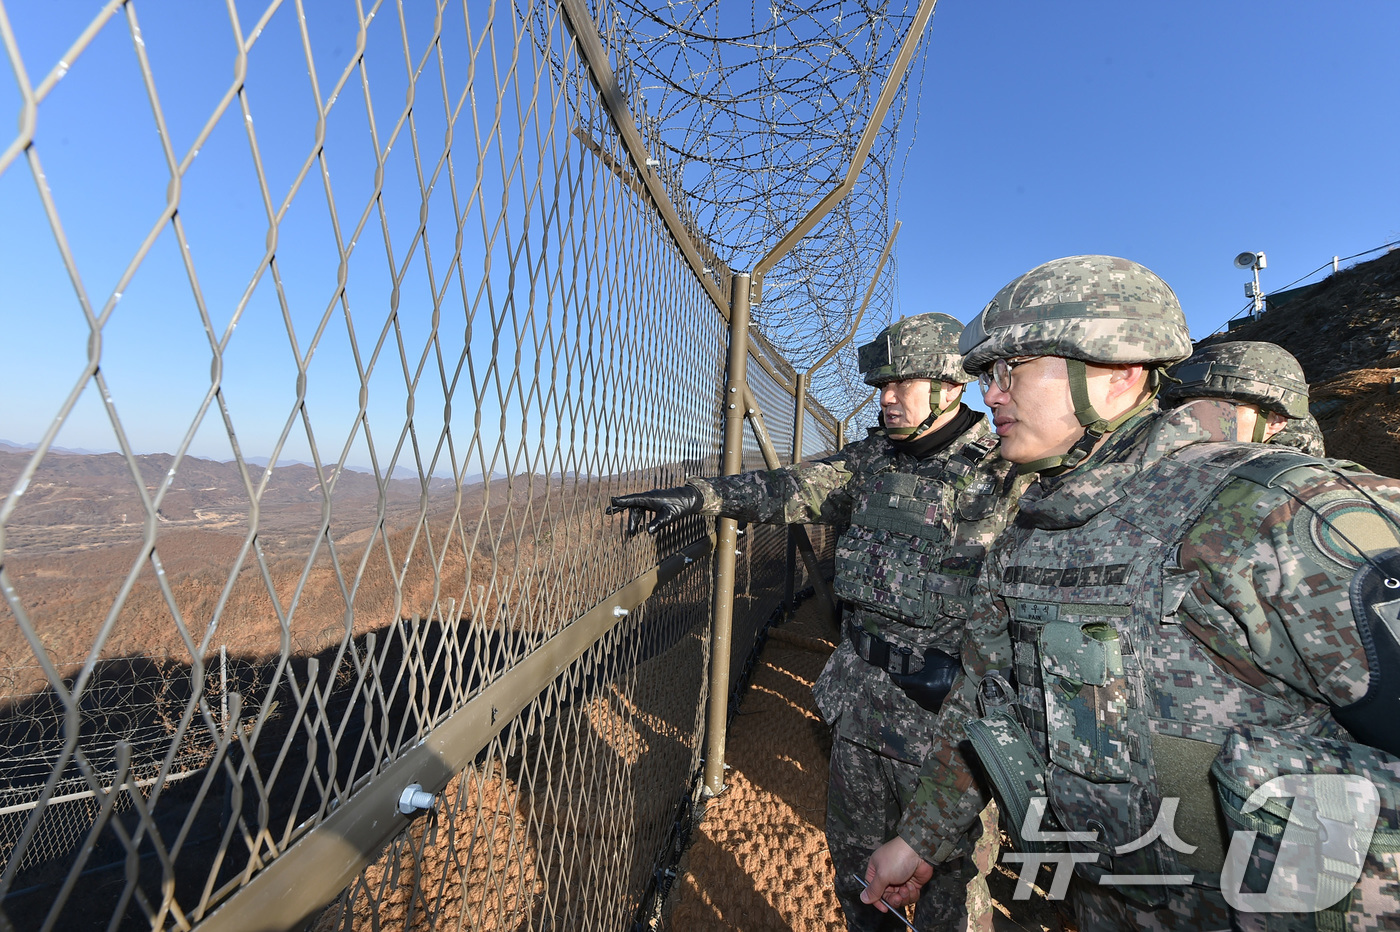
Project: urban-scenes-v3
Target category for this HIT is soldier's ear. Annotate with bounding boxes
[1103,363,1149,401]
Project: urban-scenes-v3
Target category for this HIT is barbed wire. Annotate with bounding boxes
[607,0,929,421]
[0,653,267,877]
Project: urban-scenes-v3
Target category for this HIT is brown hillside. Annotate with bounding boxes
[1310,368,1400,479]
[1207,248,1400,382]
[0,448,603,697]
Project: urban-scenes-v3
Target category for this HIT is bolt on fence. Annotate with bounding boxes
[0,0,938,928]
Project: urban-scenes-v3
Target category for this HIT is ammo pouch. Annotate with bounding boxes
[834,467,985,625]
[1212,725,1400,926]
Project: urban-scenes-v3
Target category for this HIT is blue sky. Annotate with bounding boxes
[895,0,1400,338]
[0,1,575,475]
[1,1,1396,463]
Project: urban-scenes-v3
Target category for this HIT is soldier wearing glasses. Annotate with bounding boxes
[861,256,1400,931]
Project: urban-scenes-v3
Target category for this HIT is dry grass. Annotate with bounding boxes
[1313,366,1400,479]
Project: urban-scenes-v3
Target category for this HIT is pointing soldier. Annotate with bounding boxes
[609,313,1027,931]
[862,256,1400,930]
[1162,340,1327,455]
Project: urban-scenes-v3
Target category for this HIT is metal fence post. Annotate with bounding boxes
[783,370,807,613]
[704,272,751,796]
[792,370,807,463]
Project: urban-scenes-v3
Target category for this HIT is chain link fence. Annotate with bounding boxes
[0,0,874,928]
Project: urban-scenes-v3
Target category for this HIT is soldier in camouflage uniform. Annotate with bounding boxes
[609,313,1027,931]
[1162,340,1328,456]
[859,257,1400,931]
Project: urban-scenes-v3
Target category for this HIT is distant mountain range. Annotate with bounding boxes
[0,439,110,456]
[0,441,471,483]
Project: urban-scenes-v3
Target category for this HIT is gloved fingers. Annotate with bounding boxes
[607,487,702,536]
[607,493,658,536]
[607,492,655,514]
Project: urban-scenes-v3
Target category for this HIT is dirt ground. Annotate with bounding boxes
[664,600,1065,932]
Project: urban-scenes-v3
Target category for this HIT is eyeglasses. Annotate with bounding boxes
[977,355,1044,394]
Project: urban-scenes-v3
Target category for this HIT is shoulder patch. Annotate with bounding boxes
[1293,494,1400,570]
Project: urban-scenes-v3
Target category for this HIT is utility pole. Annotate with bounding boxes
[1234,250,1267,318]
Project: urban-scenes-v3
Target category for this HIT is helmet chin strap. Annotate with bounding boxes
[886,383,959,441]
[1016,360,1158,475]
[1251,410,1269,443]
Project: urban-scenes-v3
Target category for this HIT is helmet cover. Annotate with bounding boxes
[859,313,973,387]
[960,255,1191,375]
[1162,340,1310,419]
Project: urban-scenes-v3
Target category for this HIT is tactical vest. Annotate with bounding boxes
[997,442,1339,903]
[833,433,1004,643]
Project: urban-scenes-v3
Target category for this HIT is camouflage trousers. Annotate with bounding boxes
[827,735,997,932]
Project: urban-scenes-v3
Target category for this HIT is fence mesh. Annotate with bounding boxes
[0,0,884,929]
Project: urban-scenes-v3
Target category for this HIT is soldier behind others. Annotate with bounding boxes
[609,313,1027,932]
[861,256,1400,931]
[1162,339,1327,455]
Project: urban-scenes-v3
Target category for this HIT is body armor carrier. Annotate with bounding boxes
[834,432,1003,646]
[995,442,1338,904]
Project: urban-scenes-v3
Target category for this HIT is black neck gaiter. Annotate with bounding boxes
[893,404,979,460]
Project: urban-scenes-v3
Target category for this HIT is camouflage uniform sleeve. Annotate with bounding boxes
[1178,468,1400,708]
[896,542,1019,862]
[685,444,867,526]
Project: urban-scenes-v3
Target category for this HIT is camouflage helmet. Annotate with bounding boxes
[1161,340,1310,419]
[858,312,973,387]
[857,312,971,440]
[959,255,1192,375]
[960,256,1191,474]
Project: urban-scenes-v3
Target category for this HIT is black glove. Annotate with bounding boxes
[888,647,962,713]
[606,485,705,535]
